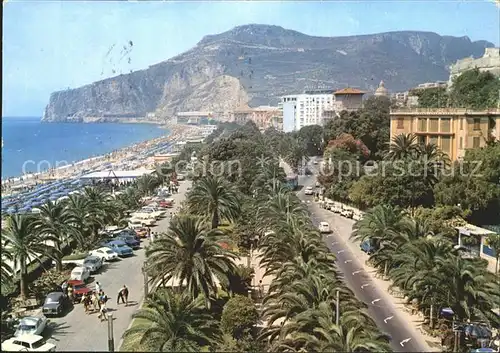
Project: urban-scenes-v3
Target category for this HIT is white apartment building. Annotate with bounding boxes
[280,92,334,132]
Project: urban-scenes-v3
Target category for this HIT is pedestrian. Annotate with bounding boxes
[67,284,74,303]
[92,291,100,311]
[117,285,129,306]
[150,231,155,243]
[95,281,101,293]
[98,301,108,322]
[61,281,68,294]
[82,293,90,314]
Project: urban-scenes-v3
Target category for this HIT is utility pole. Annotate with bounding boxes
[335,290,340,325]
[107,313,114,352]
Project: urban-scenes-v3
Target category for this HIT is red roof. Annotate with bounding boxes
[334,88,365,95]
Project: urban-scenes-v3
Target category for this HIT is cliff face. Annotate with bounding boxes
[42,24,494,122]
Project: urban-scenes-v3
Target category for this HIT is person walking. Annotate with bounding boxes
[61,281,68,295]
[67,284,74,303]
[82,293,90,314]
[97,301,108,322]
[95,281,101,293]
[117,285,129,306]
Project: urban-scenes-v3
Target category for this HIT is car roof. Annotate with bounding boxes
[19,317,41,325]
[47,291,64,299]
[71,267,85,272]
[84,255,100,261]
[95,247,113,252]
[67,279,84,285]
[108,240,126,245]
[12,334,44,344]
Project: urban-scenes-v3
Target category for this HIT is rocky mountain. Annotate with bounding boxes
[42,24,494,122]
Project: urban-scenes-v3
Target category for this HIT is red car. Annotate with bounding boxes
[67,280,91,303]
[158,200,174,208]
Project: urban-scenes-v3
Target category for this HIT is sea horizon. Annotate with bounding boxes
[1,116,167,179]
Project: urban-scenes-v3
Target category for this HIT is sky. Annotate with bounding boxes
[3,0,499,117]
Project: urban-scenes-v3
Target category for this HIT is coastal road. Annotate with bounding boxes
[296,171,433,352]
[46,181,191,351]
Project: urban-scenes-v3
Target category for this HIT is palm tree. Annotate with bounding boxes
[136,174,161,196]
[187,175,241,229]
[1,214,52,299]
[32,200,77,271]
[385,133,419,161]
[122,290,218,351]
[145,215,237,300]
[1,245,14,288]
[63,194,103,251]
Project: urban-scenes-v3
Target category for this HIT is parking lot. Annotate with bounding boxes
[40,181,190,351]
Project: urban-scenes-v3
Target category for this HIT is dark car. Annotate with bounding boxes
[116,234,140,249]
[360,239,375,255]
[42,292,69,316]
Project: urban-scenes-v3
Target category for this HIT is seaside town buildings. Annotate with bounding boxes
[232,105,283,131]
[389,108,500,161]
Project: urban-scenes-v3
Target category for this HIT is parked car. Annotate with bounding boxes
[304,186,314,195]
[14,316,47,337]
[116,235,140,250]
[89,247,119,262]
[69,266,90,282]
[129,214,156,226]
[341,209,353,218]
[360,239,375,255]
[130,226,148,238]
[318,222,331,234]
[105,240,134,257]
[141,207,165,218]
[66,279,91,303]
[1,334,56,352]
[116,229,141,241]
[82,256,103,273]
[42,292,69,317]
[158,200,174,208]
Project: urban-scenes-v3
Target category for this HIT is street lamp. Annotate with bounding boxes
[107,313,114,352]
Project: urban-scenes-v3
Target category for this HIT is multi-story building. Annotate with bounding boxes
[232,105,282,131]
[175,111,213,125]
[448,47,500,87]
[333,88,365,111]
[390,108,500,161]
[280,92,334,132]
[414,81,449,90]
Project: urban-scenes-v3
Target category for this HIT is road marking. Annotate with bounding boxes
[344,259,352,264]
[361,283,371,289]
[371,298,381,304]
[384,316,394,323]
[337,250,345,254]
[400,338,412,347]
[352,270,362,275]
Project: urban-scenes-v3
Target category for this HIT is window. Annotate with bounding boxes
[440,118,451,132]
[418,119,427,132]
[460,118,463,130]
[429,119,439,132]
[473,118,480,130]
[397,118,404,129]
[441,137,451,153]
[459,137,463,149]
[429,137,438,145]
[473,137,480,148]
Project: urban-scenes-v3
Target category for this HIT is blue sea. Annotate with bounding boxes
[1,117,167,179]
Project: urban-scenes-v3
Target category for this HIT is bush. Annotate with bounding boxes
[29,269,70,298]
[220,295,258,339]
[62,252,88,261]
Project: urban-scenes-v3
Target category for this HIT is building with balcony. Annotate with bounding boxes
[232,105,282,130]
[390,108,500,161]
[333,88,365,111]
[280,92,334,132]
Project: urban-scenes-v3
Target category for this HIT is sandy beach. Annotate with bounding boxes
[1,123,202,198]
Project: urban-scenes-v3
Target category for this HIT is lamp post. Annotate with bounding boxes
[107,313,114,352]
[142,265,149,298]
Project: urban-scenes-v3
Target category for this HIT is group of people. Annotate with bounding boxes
[61,281,130,322]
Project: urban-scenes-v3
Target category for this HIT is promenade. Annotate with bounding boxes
[45,180,191,352]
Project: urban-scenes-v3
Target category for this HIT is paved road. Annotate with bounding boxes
[46,181,191,351]
[296,170,431,352]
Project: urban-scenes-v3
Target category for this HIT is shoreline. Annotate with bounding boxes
[1,123,200,198]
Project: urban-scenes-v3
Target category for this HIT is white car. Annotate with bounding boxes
[341,209,354,218]
[304,186,314,195]
[129,215,155,226]
[318,222,331,233]
[14,316,48,337]
[69,266,90,282]
[82,256,103,273]
[1,334,56,352]
[141,207,165,219]
[89,247,119,262]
